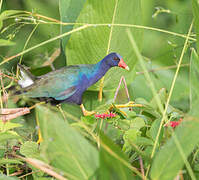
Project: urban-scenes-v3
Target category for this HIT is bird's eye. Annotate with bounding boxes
[113,57,120,61]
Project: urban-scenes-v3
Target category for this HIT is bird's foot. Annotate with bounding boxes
[80,104,95,116]
[83,110,96,116]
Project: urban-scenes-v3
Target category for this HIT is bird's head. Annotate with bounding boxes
[104,52,129,71]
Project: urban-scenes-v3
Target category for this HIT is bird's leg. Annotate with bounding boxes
[37,128,43,144]
[29,101,46,144]
[80,104,95,116]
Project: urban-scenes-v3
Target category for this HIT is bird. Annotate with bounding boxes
[15,52,129,116]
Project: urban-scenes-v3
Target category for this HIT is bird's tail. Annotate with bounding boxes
[17,64,36,88]
[8,64,36,97]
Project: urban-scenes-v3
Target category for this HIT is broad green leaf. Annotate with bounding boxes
[0,39,15,46]
[150,116,199,180]
[192,0,199,52]
[0,174,19,180]
[66,0,142,90]
[99,132,137,179]
[0,158,23,165]
[20,141,40,158]
[130,117,145,130]
[36,105,98,180]
[59,0,86,52]
[0,121,22,131]
[189,48,199,117]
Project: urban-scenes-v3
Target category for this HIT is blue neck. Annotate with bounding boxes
[88,58,112,86]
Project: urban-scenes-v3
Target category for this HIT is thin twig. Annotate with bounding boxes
[42,48,61,67]
[98,0,119,102]
[9,170,23,177]
[0,108,30,122]
[18,170,40,179]
[136,63,189,75]
[146,21,194,179]
[139,156,145,180]
[16,155,68,180]
[57,104,67,121]
[16,23,39,78]
[0,25,90,66]
[0,72,18,82]
[29,101,46,110]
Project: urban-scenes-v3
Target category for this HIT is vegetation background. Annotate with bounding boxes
[0,0,198,179]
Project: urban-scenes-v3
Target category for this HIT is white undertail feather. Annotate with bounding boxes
[18,69,34,88]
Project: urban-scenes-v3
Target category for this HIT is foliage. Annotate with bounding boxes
[0,0,198,179]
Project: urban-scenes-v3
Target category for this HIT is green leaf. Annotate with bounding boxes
[150,116,199,180]
[192,0,199,52]
[150,119,164,144]
[0,20,2,30]
[0,158,23,165]
[99,132,138,179]
[0,10,24,21]
[0,39,15,46]
[150,88,167,110]
[66,0,142,90]
[0,174,19,180]
[123,129,140,152]
[36,105,98,180]
[59,0,86,52]
[130,117,145,130]
[189,48,199,117]
[81,116,95,125]
[0,121,22,131]
[20,141,40,158]
[0,131,21,142]
[135,137,154,146]
[0,10,23,32]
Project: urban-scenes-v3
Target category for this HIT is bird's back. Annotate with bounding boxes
[18,64,97,101]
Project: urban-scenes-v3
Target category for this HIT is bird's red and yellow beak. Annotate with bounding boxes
[118,58,129,71]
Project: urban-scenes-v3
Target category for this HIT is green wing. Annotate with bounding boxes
[22,66,80,100]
